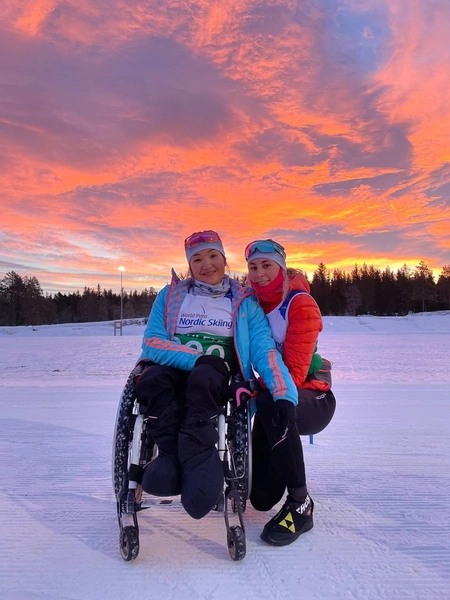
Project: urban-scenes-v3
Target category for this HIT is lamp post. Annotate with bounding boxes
[119,266,125,336]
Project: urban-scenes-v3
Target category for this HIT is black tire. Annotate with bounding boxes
[112,372,137,497]
[120,526,140,561]
[227,525,246,561]
[228,403,250,513]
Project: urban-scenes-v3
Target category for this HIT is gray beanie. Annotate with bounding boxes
[244,239,287,270]
[185,231,226,263]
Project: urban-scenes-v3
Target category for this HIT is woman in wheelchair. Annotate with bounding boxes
[133,230,297,522]
[245,239,336,547]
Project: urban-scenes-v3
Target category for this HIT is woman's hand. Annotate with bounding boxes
[271,399,297,443]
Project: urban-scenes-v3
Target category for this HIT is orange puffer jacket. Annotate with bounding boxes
[281,273,329,391]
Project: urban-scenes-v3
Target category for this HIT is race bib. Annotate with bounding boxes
[175,293,238,371]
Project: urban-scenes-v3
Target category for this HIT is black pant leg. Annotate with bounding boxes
[178,363,229,519]
[179,363,229,467]
[250,414,286,511]
[135,364,187,453]
[255,390,307,490]
[184,362,229,419]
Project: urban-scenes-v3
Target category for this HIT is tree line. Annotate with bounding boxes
[0,261,449,326]
[0,272,158,327]
[308,261,449,316]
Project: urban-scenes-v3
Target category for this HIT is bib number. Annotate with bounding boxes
[174,337,225,359]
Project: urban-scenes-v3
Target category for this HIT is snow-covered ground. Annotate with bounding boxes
[1,313,449,600]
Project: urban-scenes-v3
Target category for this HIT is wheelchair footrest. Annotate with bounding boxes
[139,496,182,509]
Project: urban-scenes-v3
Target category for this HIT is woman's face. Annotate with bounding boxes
[247,258,281,286]
[190,249,226,284]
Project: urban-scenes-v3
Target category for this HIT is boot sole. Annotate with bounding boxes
[260,518,314,547]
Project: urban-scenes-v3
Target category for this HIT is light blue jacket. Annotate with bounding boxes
[138,273,298,405]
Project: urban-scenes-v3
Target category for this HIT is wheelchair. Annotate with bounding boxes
[112,370,255,562]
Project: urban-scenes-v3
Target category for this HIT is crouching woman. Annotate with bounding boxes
[245,239,336,547]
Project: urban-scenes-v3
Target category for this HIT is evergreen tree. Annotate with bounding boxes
[358,264,378,314]
[437,265,450,310]
[311,262,331,314]
[22,276,45,325]
[344,284,362,316]
[0,271,25,325]
[329,269,347,315]
[395,265,413,315]
[78,287,98,322]
[378,267,397,315]
[412,261,437,312]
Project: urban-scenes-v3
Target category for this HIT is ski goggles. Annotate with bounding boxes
[244,239,286,262]
[184,230,222,249]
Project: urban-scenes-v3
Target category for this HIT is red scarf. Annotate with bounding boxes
[250,269,284,313]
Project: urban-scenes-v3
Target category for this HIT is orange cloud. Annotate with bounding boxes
[371,0,450,172]
[1,0,449,294]
[14,0,56,36]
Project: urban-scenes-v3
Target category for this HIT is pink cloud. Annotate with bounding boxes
[0,0,448,293]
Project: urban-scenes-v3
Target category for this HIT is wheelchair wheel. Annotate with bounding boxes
[227,525,246,561]
[113,371,146,562]
[112,371,137,497]
[228,401,252,513]
[120,526,140,561]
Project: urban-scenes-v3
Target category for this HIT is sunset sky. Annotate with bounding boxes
[1,0,449,295]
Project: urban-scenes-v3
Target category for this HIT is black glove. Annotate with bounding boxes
[272,400,297,439]
[195,355,230,379]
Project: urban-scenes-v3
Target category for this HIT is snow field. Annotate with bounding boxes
[0,314,449,599]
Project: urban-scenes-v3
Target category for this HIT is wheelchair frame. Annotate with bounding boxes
[112,370,253,562]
